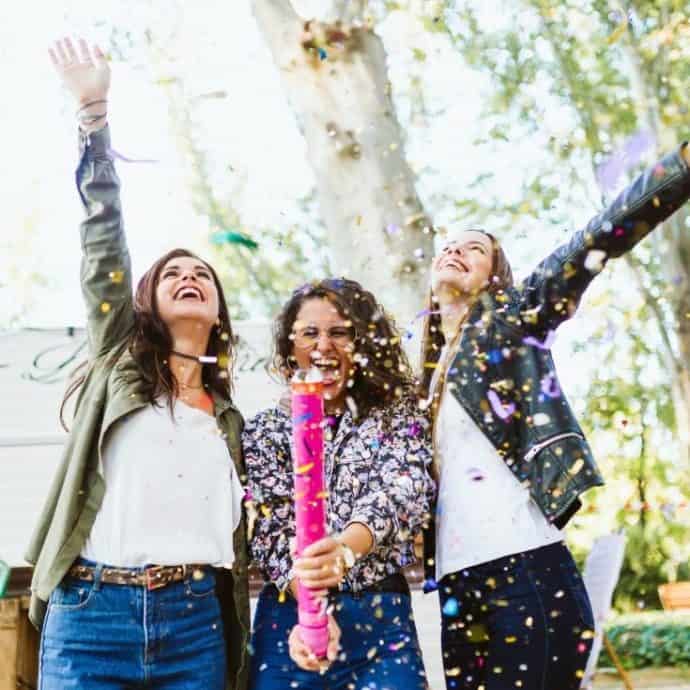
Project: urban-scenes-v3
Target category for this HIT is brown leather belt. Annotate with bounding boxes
[68,563,210,591]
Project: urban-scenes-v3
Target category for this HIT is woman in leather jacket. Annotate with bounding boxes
[419,145,690,689]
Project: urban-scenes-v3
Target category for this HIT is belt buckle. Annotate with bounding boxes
[145,565,169,591]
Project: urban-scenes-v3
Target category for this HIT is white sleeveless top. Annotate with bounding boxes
[82,400,244,568]
[434,350,562,581]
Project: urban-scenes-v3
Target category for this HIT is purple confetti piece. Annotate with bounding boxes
[595,129,656,194]
[407,422,422,437]
[107,147,159,164]
[523,330,556,350]
[293,411,314,426]
[487,390,516,421]
[466,467,485,482]
[385,223,402,236]
[540,374,561,399]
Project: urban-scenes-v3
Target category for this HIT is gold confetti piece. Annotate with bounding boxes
[445,667,461,677]
[607,18,627,44]
[278,590,286,603]
[296,463,314,474]
[570,458,584,475]
[100,302,111,313]
[525,616,534,628]
[505,635,517,644]
[366,647,378,660]
[108,270,124,284]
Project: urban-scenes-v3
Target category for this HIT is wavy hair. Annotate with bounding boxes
[60,248,234,429]
[272,278,414,418]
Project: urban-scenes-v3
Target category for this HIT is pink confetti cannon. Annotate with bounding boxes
[291,368,329,658]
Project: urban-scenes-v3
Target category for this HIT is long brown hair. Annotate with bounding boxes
[60,248,235,429]
[272,278,414,418]
[418,229,513,402]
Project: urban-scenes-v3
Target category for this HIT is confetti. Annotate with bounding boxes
[210,230,259,250]
[487,390,516,421]
[584,249,607,274]
[293,411,314,426]
[442,597,459,616]
[540,374,561,399]
[467,467,485,482]
[595,129,656,194]
[523,330,556,350]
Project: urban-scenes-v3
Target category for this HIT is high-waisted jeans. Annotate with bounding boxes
[38,558,226,689]
[250,583,429,690]
[438,542,594,690]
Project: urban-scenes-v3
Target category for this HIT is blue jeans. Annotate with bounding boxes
[39,559,226,689]
[438,542,594,690]
[250,584,428,690]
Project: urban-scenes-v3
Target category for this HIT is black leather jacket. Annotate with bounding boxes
[424,146,690,585]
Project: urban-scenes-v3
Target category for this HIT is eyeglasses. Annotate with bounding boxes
[291,325,355,350]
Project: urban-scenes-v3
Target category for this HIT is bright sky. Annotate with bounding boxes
[0,0,666,411]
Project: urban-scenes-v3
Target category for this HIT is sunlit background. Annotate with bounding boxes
[2,3,690,667]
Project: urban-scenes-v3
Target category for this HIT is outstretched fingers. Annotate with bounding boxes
[92,44,106,64]
[78,38,92,64]
[64,37,78,63]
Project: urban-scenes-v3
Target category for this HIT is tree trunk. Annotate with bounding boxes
[251,0,434,325]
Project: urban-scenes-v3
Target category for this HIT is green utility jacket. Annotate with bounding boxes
[25,125,250,690]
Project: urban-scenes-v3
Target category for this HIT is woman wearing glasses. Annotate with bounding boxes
[243,278,436,690]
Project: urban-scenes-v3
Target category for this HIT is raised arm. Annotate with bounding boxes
[50,38,133,356]
[519,146,690,335]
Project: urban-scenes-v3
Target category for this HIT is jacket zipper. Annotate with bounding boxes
[523,432,584,463]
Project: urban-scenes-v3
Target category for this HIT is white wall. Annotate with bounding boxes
[0,322,281,566]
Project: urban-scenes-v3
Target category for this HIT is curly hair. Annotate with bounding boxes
[61,248,235,429]
[272,278,415,418]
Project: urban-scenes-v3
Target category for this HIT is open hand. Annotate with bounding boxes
[49,38,110,107]
[288,614,341,673]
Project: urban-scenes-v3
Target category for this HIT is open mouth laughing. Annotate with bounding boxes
[310,355,342,386]
[173,285,205,302]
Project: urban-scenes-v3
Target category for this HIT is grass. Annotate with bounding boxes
[593,668,690,689]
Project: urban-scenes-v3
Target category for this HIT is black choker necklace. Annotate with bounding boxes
[171,350,217,364]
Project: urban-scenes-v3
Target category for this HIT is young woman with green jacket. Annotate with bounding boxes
[26,38,250,690]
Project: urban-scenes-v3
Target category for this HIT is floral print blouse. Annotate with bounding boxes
[242,395,436,592]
